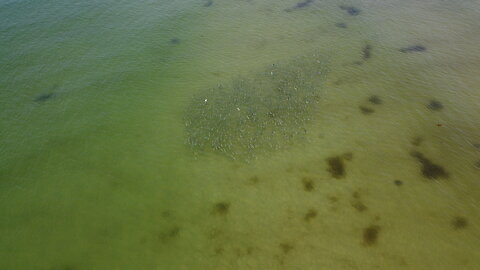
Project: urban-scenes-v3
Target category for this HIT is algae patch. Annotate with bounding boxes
[184,54,328,160]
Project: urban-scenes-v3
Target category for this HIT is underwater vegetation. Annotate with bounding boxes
[184,54,328,160]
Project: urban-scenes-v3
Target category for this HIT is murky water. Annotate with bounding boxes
[1,0,479,269]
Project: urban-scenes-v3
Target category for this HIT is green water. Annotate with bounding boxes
[1,0,479,269]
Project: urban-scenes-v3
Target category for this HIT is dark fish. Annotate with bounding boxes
[335,22,347,28]
[170,38,181,44]
[285,0,314,12]
[34,93,55,102]
[399,45,426,53]
[203,0,213,7]
[340,5,360,16]
[427,100,443,111]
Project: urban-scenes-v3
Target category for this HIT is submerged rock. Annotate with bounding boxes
[184,54,328,160]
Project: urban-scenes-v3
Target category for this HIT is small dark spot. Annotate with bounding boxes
[304,209,317,222]
[340,5,360,16]
[159,226,181,242]
[427,100,443,111]
[302,177,315,191]
[170,38,181,44]
[326,156,345,179]
[248,175,259,184]
[342,152,353,161]
[394,179,403,186]
[161,210,172,218]
[351,201,367,212]
[34,93,55,102]
[285,0,314,12]
[359,106,374,115]
[411,136,423,146]
[410,151,449,179]
[203,0,213,7]
[473,143,480,149]
[212,202,230,215]
[279,243,294,254]
[362,44,372,60]
[214,247,224,255]
[436,123,443,127]
[335,22,347,28]
[368,95,382,105]
[399,45,426,53]
[363,225,381,246]
[452,216,468,230]
[351,191,367,212]
[328,196,339,203]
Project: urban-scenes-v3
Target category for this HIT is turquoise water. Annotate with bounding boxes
[1,0,480,269]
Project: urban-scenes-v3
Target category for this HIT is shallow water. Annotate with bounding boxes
[1,0,479,269]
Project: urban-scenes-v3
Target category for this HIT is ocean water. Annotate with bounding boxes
[1,0,479,269]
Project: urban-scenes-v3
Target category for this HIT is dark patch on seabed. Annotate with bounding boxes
[212,202,230,216]
[304,208,317,222]
[302,177,315,191]
[159,226,181,243]
[279,243,294,254]
[362,44,372,60]
[351,191,367,212]
[410,151,449,179]
[326,155,346,178]
[451,216,468,230]
[363,225,381,246]
[368,95,381,105]
[184,54,328,160]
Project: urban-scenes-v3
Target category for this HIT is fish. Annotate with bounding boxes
[285,0,314,12]
[399,45,426,53]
